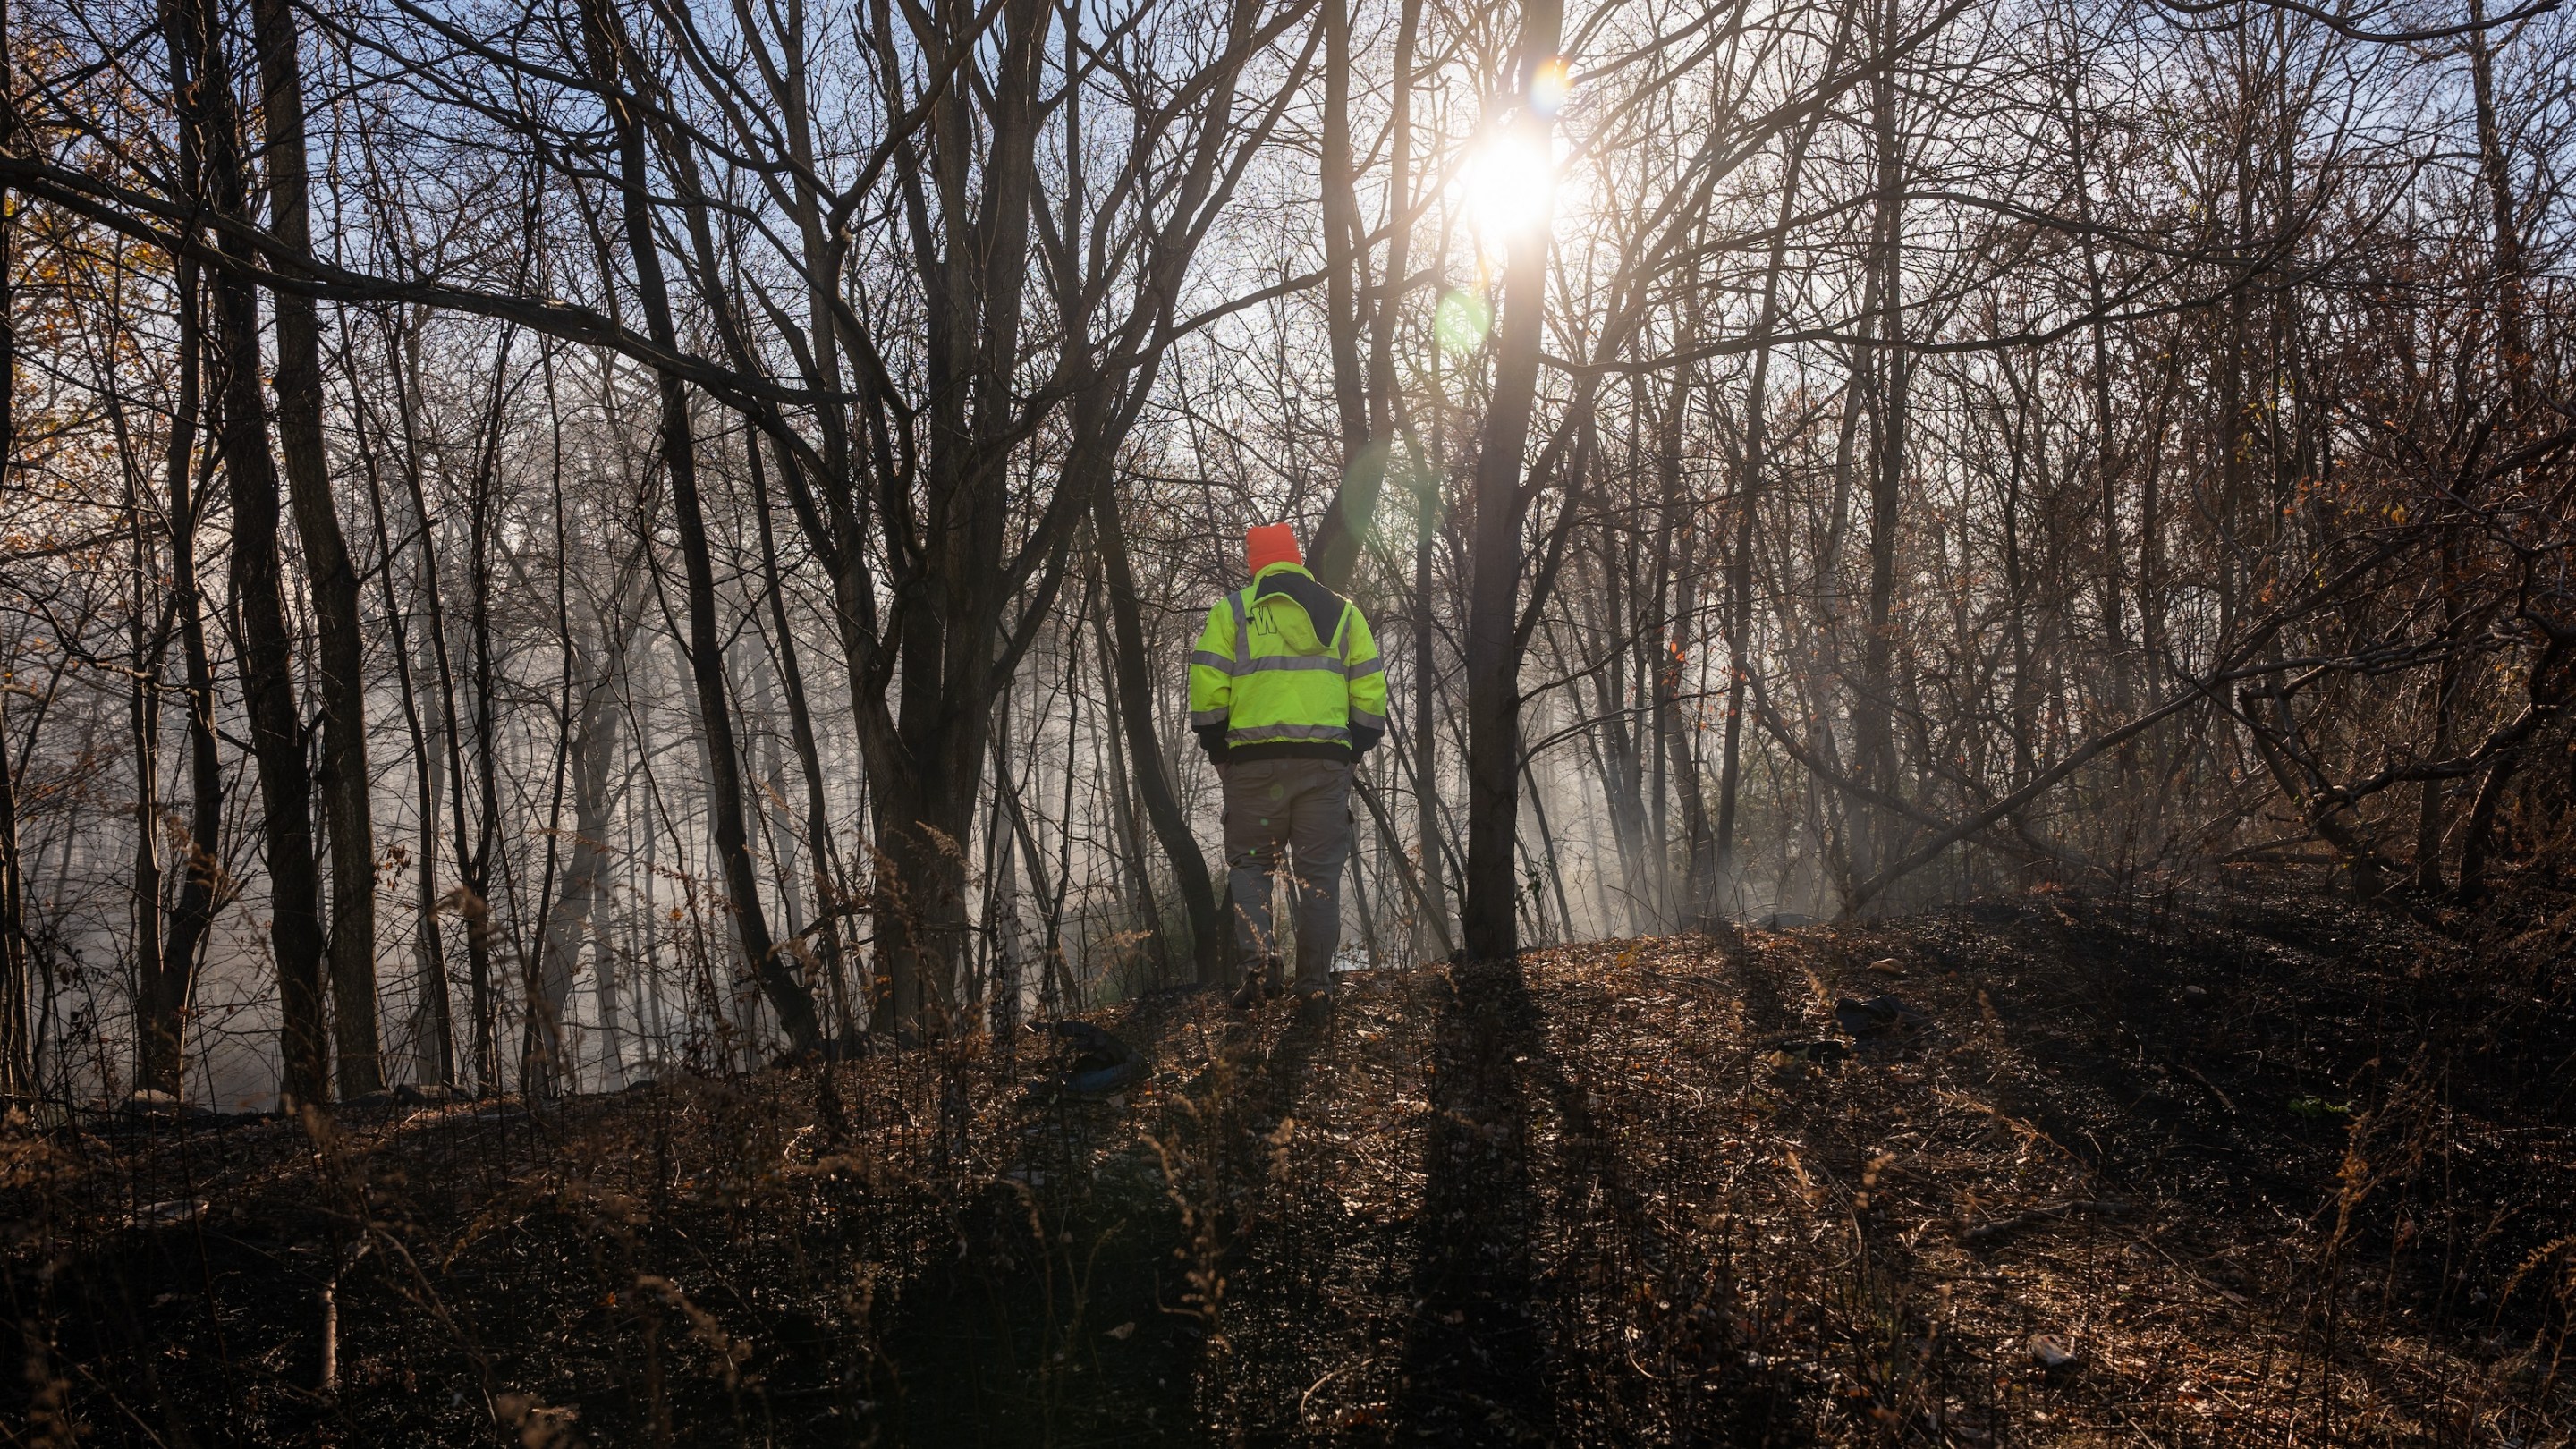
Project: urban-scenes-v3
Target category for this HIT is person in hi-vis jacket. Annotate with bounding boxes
[1188,524,1387,1010]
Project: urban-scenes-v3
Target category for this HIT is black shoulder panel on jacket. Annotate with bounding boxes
[1255,571,1351,647]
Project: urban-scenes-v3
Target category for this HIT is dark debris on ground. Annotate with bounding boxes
[6,883,2572,1445]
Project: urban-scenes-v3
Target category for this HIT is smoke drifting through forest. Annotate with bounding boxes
[0,0,2567,1106]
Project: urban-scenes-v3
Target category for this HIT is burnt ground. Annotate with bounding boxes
[6,883,2573,1446]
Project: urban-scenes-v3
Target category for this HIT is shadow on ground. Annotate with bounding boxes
[12,886,2572,1445]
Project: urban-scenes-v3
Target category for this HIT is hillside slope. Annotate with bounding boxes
[9,887,2570,1445]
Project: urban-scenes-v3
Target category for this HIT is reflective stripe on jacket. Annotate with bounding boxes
[1187,562,1387,764]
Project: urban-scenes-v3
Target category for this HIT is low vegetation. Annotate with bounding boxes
[13,883,2570,1445]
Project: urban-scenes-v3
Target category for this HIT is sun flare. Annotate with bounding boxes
[1459,123,1557,248]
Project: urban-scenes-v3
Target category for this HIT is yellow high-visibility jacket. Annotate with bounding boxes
[1188,562,1387,764]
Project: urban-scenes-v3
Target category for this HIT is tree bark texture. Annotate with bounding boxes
[252,0,382,1096]
[1461,0,1565,963]
[174,0,331,1105]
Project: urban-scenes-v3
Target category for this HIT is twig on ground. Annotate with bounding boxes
[2174,1060,2239,1115]
[1298,1355,1377,1424]
[1962,1199,2132,1243]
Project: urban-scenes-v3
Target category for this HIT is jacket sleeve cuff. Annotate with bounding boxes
[1194,722,1230,762]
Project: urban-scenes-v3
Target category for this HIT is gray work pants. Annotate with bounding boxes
[1219,758,1353,993]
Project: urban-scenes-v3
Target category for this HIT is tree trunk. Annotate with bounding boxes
[1461,0,1564,963]
[591,868,624,1087]
[2466,0,2532,423]
[463,378,503,1089]
[581,0,819,1053]
[0,697,25,1097]
[858,0,1058,1032]
[1020,0,1254,991]
[1311,0,1424,592]
[536,621,619,1089]
[250,0,381,1096]
[1412,473,1449,954]
[1657,363,1716,929]
[2063,45,2129,728]
[1308,0,1384,588]
[387,321,470,1086]
[2457,641,2570,902]
[1383,0,1442,955]
[2417,525,2462,892]
[349,360,455,1087]
[0,53,21,1090]
[126,379,165,1106]
[1725,6,1845,918]
[750,437,857,1038]
[174,0,330,1105]
[148,241,223,1097]
[1092,485,1225,985]
[1851,0,1911,900]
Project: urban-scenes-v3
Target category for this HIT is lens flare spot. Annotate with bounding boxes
[1435,289,1493,358]
[1530,55,1572,115]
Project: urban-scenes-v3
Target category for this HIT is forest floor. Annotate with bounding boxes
[7,882,2573,1446]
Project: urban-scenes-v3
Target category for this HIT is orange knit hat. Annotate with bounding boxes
[1245,522,1302,576]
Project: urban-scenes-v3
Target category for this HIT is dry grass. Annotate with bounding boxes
[7,883,2571,1445]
